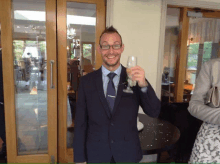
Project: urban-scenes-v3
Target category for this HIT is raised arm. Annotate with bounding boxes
[138,79,161,118]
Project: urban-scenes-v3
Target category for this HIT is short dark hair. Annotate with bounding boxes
[99,26,123,45]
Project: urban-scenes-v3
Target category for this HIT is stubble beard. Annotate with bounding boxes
[103,54,120,68]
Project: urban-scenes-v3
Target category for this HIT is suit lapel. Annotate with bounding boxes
[95,68,111,119]
[111,65,127,116]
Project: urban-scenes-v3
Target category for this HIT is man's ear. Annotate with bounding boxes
[121,44,125,53]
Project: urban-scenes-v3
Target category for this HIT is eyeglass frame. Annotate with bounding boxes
[99,44,123,50]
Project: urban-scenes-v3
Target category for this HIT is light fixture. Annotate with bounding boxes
[67,24,76,39]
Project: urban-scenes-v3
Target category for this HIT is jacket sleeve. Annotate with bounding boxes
[188,60,220,125]
[137,79,161,118]
[73,76,88,162]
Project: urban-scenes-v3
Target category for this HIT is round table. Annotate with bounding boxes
[138,113,180,162]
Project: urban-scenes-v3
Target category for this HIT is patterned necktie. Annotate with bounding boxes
[106,72,116,112]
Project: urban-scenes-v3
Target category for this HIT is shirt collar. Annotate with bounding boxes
[102,64,122,77]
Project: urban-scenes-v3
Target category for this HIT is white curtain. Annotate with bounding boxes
[188,18,220,44]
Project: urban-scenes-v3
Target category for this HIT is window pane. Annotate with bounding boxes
[12,0,48,155]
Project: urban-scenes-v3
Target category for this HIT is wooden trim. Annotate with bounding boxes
[16,154,49,163]
[175,7,189,102]
[1,0,57,162]
[0,0,17,162]
[67,0,102,3]
[167,5,181,9]
[57,0,68,162]
[57,0,105,163]
[46,0,57,162]
[95,0,106,70]
[202,11,220,18]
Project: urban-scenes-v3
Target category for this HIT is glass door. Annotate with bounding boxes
[162,7,220,103]
[0,0,57,162]
[57,0,105,162]
[186,17,220,94]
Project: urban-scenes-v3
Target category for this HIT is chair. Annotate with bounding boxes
[159,102,203,162]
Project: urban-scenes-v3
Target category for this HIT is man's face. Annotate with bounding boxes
[98,32,124,69]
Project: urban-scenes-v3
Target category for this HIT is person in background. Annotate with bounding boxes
[73,26,161,163]
[188,58,220,163]
[0,47,6,159]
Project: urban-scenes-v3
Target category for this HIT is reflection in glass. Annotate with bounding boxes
[66,2,96,148]
[161,7,180,103]
[186,17,220,90]
[12,0,47,155]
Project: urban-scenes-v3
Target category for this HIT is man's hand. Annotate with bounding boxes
[76,162,86,164]
[127,65,148,88]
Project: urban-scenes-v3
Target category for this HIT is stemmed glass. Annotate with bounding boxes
[123,56,137,93]
[164,69,169,83]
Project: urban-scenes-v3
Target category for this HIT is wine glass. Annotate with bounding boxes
[123,56,137,93]
[163,69,169,83]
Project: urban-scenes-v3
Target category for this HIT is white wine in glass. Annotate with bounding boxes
[123,56,137,93]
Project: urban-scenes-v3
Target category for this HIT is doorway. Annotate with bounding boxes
[0,0,105,163]
[161,6,220,103]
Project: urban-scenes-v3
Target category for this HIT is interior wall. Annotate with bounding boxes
[109,0,220,100]
[111,0,162,91]
[81,32,95,42]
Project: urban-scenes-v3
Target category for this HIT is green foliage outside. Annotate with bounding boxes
[83,44,92,58]
[13,40,46,61]
[187,42,212,69]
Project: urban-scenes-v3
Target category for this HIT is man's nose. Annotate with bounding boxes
[109,46,114,53]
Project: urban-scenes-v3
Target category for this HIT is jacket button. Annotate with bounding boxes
[111,140,114,143]
[111,123,114,126]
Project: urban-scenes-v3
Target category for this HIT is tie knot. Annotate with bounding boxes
[108,72,116,81]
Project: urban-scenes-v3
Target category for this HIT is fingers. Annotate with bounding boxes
[130,65,143,71]
[131,74,144,81]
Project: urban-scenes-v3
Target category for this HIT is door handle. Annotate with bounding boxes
[50,60,55,89]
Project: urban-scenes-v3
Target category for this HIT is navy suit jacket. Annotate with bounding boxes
[73,65,161,163]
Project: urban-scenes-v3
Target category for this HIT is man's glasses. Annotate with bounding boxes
[100,44,122,50]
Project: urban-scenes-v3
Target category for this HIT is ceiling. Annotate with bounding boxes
[12,0,96,40]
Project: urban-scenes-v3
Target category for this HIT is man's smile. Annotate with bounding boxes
[106,55,118,59]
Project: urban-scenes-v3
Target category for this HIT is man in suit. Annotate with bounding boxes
[73,26,161,163]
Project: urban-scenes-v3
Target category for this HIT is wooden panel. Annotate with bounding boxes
[95,0,106,69]
[57,0,68,162]
[0,0,17,162]
[57,0,106,163]
[175,7,189,102]
[16,154,49,163]
[46,0,57,162]
[1,0,57,162]
[202,11,220,18]
[66,0,106,69]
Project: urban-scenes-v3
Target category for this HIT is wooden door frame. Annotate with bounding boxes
[57,0,105,162]
[0,0,57,162]
[157,0,220,102]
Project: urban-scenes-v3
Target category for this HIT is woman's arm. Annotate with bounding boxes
[188,60,220,125]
